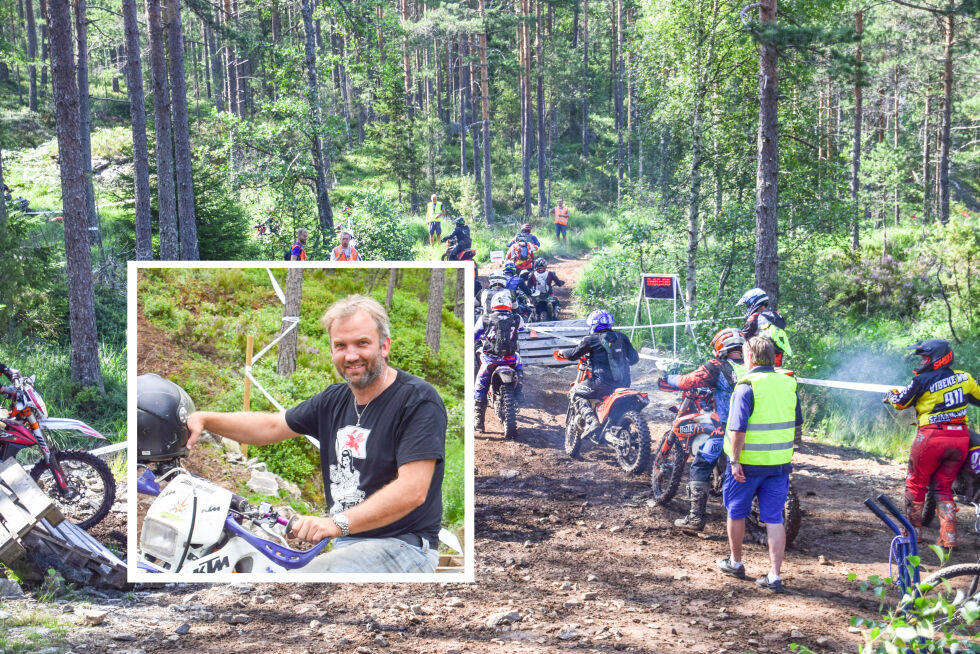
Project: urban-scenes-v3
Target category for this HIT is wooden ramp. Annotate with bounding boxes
[519,319,589,367]
[0,459,127,588]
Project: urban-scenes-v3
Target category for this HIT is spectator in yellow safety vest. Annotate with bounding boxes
[553,197,569,246]
[426,194,445,246]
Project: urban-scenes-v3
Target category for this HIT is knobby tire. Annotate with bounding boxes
[650,431,684,506]
[30,449,116,530]
[615,411,652,476]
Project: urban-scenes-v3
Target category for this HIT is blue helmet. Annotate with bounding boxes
[737,287,770,317]
[587,309,614,333]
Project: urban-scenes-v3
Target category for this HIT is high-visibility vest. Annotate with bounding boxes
[724,370,797,466]
[426,202,444,223]
[554,206,569,225]
[729,360,748,382]
[333,245,360,261]
[291,242,307,261]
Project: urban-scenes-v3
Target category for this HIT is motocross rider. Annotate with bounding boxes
[736,288,791,366]
[441,217,472,260]
[480,272,508,315]
[528,258,564,320]
[502,261,534,313]
[884,339,980,548]
[658,328,748,532]
[507,223,541,248]
[506,234,538,271]
[555,310,639,441]
[474,291,526,431]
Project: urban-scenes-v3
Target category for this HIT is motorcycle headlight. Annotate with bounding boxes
[141,518,178,560]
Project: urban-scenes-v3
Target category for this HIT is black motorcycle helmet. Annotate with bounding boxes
[908,339,954,375]
[137,373,195,462]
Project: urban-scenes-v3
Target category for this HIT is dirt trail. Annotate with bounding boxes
[13,255,980,653]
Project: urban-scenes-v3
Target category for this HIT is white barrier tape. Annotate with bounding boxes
[267,268,285,304]
[89,442,128,457]
[524,325,581,345]
[618,316,743,331]
[797,377,897,394]
[250,317,299,365]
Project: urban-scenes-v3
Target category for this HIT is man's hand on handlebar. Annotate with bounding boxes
[657,377,678,392]
[553,349,567,361]
[289,515,340,543]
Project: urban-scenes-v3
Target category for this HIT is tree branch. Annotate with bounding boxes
[739,2,763,27]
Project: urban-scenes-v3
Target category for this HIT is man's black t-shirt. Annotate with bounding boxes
[284,369,446,545]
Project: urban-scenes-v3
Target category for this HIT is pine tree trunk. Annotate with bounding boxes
[521,0,532,218]
[301,0,333,236]
[222,0,238,116]
[276,268,304,377]
[469,36,480,185]
[386,268,397,309]
[938,13,953,225]
[536,0,546,217]
[425,269,445,355]
[206,19,223,112]
[581,0,589,159]
[687,108,702,311]
[754,0,779,305]
[893,66,899,226]
[922,87,931,222]
[460,36,469,176]
[73,0,99,247]
[0,148,7,231]
[48,0,103,390]
[615,0,623,204]
[146,0,179,259]
[849,10,862,252]
[453,268,465,321]
[401,0,412,116]
[122,0,153,259]
[165,0,199,259]
[478,0,493,224]
[26,0,38,111]
[40,1,48,97]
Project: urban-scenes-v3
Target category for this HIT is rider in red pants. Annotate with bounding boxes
[885,340,980,548]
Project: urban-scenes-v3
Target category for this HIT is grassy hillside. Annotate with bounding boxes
[137,266,466,528]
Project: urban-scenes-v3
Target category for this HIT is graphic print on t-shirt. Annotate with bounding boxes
[329,425,371,512]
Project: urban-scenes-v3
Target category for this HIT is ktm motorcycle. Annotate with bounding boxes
[553,351,651,475]
[0,375,116,529]
[441,237,476,261]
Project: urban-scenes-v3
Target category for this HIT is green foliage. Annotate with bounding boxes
[339,190,417,261]
[0,209,66,339]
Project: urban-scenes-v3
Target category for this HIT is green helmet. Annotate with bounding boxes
[503,262,518,276]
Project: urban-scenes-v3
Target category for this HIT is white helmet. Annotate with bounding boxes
[491,291,513,312]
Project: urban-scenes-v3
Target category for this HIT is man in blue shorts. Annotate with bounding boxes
[716,336,801,593]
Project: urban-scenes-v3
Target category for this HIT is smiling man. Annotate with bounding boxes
[186,294,446,573]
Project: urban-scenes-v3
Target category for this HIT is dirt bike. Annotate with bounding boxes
[136,464,329,574]
[252,217,280,239]
[651,385,801,544]
[650,386,720,506]
[441,237,476,261]
[0,375,116,529]
[530,289,561,322]
[475,343,522,440]
[554,352,651,475]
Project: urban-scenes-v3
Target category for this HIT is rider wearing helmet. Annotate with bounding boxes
[474,291,527,431]
[507,223,540,248]
[506,233,538,271]
[502,261,534,300]
[528,259,565,320]
[885,340,980,548]
[658,328,748,532]
[441,216,472,261]
[0,363,20,381]
[556,310,639,440]
[481,272,508,315]
[737,288,792,366]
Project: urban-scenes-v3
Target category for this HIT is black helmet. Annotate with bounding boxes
[534,258,547,271]
[137,373,195,462]
[455,216,465,226]
[908,339,954,375]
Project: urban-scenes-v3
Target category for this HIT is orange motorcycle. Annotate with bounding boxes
[553,351,651,475]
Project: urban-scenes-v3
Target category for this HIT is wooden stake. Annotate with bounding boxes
[242,334,253,457]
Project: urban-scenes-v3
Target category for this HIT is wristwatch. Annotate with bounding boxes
[332,512,350,537]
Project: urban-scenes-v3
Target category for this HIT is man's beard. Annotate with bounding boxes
[339,349,386,390]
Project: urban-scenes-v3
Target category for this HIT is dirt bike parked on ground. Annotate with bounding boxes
[137,464,328,574]
[0,375,116,529]
[651,386,801,544]
[554,352,651,475]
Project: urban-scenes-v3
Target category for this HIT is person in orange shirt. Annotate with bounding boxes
[289,228,308,261]
[553,197,569,246]
[331,231,362,261]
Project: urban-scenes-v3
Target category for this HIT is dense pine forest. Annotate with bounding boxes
[0,0,978,451]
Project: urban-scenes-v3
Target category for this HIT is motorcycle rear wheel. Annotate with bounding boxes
[30,449,116,530]
[500,386,518,440]
[564,405,583,458]
[613,411,652,476]
[650,431,685,506]
[746,484,802,546]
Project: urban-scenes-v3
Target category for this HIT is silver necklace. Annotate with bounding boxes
[352,367,391,427]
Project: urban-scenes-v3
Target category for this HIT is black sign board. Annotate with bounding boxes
[642,274,676,300]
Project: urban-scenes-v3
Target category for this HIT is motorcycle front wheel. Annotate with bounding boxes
[650,431,685,506]
[31,449,116,530]
[613,411,652,475]
[500,386,518,440]
[564,405,583,458]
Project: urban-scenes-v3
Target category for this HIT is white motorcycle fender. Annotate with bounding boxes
[141,474,232,569]
[187,537,288,574]
[39,417,106,440]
